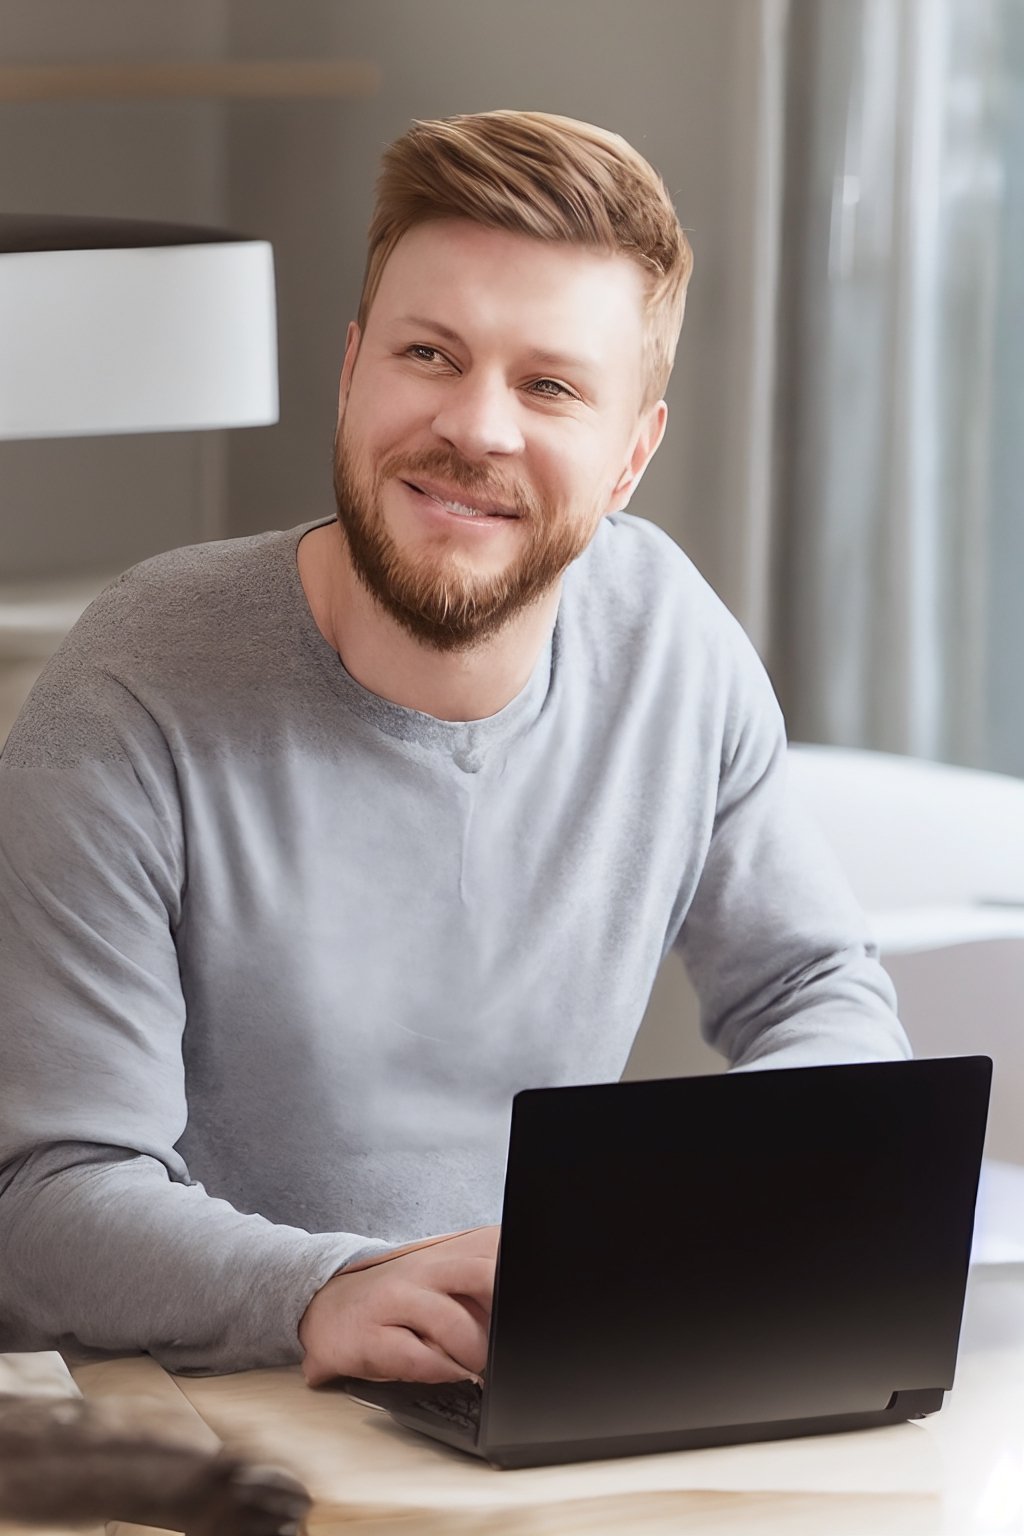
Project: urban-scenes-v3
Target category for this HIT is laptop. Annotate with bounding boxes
[342,1057,991,1468]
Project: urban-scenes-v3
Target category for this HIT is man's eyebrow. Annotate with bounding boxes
[395,316,598,376]
[521,345,599,377]
[397,316,464,346]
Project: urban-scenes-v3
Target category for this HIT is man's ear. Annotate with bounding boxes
[337,321,362,423]
[608,400,668,515]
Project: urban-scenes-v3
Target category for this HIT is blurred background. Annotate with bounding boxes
[2,0,1021,771]
[1,0,1022,1123]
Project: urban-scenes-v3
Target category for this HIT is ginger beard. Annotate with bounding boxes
[332,425,603,653]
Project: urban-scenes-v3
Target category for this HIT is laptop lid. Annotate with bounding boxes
[479,1057,991,1452]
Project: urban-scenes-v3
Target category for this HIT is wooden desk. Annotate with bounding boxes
[46,1265,1024,1535]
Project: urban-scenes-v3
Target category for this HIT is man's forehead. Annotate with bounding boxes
[370,222,646,365]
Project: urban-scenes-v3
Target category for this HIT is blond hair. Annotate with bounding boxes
[358,110,693,407]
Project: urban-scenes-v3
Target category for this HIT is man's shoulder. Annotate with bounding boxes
[50,519,326,681]
[2,522,322,770]
[566,513,779,729]
[571,512,746,645]
[90,522,310,632]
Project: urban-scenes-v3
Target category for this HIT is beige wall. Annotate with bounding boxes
[219,0,767,631]
[0,1,230,580]
[0,0,771,1077]
[2,0,767,604]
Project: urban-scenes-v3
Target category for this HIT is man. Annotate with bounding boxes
[0,111,909,1389]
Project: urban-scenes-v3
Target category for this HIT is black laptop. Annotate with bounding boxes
[343,1056,991,1468]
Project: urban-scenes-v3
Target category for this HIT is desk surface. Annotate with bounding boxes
[56,1263,1024,1536]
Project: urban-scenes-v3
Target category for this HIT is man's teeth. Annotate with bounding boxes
[421,487,503,518]
[439,496,490,518]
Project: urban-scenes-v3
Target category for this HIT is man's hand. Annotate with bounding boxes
[298,1225,499,1388]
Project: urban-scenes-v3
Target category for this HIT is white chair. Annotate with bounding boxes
[787,743,1024,1263]
[786,744,1024,1154]
[628,743,1024,1260]
[786,744,1024,955]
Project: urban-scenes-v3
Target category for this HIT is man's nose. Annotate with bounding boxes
[430,373,525,461]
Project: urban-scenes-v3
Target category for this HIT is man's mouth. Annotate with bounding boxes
[403,479,519,520]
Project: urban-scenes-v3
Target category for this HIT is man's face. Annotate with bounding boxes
[333,219,665,652]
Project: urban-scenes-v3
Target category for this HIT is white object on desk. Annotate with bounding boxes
[972,1160,1024,1266]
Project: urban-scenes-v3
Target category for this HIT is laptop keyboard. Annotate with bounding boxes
[411,1380,483,1432]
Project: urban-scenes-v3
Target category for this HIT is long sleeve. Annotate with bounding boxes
[0,512,913,1377]
[674,651,911,1069]
[0,666,385,1373]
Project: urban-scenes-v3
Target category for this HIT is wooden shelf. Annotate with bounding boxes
[0,59,381,104]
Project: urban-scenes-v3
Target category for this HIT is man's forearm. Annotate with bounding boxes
[0,1142,387,1373]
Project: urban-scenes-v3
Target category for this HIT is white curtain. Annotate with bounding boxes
[759,0,1022,776]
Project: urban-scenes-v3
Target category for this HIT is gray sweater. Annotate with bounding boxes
[0,513,909,1372]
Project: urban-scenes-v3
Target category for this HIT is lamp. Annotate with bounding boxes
[0,213,280,740]
[0,213,278,438]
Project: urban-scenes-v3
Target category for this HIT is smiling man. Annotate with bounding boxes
[0,112,909,1387]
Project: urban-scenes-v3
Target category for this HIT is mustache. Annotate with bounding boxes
[375,447,539,521]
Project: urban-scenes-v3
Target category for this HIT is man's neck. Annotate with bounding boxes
[297,522,559,723]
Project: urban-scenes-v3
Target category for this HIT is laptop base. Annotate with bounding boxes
[349,1382,944,1469]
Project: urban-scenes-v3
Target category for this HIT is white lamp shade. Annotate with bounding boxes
[0,215,278,438]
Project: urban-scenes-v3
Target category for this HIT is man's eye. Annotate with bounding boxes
[407,345,443,363]
[530,378,574,399]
